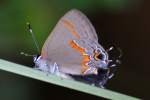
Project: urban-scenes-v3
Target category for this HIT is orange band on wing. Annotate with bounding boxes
[62,20,80,39]
[68,40,90,74]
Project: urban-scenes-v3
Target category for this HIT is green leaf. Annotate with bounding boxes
[0,59,140,100]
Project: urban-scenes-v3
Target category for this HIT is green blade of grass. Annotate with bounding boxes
[0,59,140,100]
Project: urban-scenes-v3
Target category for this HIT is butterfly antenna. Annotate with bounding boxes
[20,52,34,57]
[26,22,40,54]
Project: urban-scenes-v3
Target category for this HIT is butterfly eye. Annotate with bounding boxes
[33,54,40,62]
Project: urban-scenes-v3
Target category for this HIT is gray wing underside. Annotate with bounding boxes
[64,9,98,41]
[42,9,98,75]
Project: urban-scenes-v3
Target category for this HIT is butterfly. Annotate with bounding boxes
[31,9,121,88]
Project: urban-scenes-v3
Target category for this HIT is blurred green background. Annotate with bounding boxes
[0,0,150,99]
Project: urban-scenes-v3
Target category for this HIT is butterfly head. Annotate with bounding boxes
[33,54,42,68]
[33,54,40,63]
[33,54,50,72]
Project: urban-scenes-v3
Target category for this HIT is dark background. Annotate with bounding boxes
[0,0,149,99]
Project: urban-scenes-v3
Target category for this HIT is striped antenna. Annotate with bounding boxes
[20,52,34,57]
[27,22,40,54]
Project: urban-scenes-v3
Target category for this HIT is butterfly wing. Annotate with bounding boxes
[41,9,99,75]
[62,9,98,41]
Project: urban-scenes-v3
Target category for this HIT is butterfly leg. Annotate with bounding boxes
[49,62,73,79]
[49,62,59,74]
[83,67,98,75]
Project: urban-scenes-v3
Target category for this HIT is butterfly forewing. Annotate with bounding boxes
[42,9,99,75]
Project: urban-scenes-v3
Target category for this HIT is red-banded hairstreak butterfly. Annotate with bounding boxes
[27,9,121,88]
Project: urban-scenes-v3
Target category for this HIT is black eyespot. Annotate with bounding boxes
[97,54,104,60]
